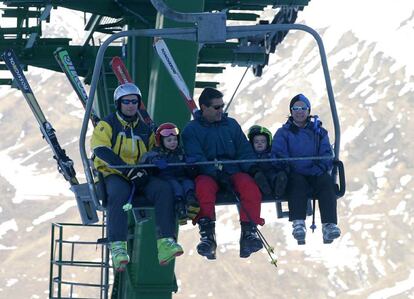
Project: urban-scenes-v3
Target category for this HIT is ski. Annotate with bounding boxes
[2,49,79,186]
[153,38,199,116]
[110,56,155,129]
[53,47,100,126]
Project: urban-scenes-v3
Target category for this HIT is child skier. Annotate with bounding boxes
[141,122,200,225]
[247,125,288,198]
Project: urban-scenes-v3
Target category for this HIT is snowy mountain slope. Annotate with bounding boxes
[1,0,414,298]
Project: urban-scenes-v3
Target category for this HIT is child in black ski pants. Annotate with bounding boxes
[247,125,288,198]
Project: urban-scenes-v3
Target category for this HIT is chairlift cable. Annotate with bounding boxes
[224,66,250,113]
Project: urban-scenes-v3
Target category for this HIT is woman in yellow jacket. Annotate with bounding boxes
[91,83,183,271]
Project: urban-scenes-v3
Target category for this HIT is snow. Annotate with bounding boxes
[5,278,18,287]
[384,133,394,143]
[367,270,414,299]
[32,200,76,225]
[0,219,18,239]
[340,118,364,148]
[400,175,412,186]
[0,147,73,203]
[302,0,414,76]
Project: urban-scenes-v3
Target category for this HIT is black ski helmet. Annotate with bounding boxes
[247,125,272,149]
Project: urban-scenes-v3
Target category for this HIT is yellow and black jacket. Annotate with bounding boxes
[91,112,155,177]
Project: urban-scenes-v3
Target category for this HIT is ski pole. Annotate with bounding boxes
[229,188,278,267]
[310,198,317,232]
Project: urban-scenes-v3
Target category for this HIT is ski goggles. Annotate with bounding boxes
[120,99,139,105]
[159,127,179,137]
[291,106,309,111]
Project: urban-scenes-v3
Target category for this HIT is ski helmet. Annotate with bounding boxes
[113,83,142,109]
[247,125,272,149]
[155,122,180,147]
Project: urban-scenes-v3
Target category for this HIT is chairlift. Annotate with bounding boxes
[72,0,345,226]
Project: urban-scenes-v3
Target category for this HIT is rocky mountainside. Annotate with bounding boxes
[1,1,414,298]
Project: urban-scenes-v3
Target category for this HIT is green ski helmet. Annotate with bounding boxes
[113,83,142,109]
[247,125,272,149]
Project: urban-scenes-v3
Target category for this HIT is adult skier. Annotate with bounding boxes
[182,87,267,259]
[91,83,183,271]
[272,94,341,245]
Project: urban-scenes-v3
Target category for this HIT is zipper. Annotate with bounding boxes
[117,134,124,156]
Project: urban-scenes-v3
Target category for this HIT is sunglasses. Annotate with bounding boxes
[120,99,139,105]
[159,127,179,137]
[210,104,225,110]
[291,106,309,111]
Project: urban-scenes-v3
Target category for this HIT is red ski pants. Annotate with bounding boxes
[194,173,264,225]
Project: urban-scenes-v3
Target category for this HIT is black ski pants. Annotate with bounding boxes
[286,172,337,224]
[105,174,176,242]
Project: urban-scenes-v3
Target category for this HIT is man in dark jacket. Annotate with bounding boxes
[272,94,341,245]
[182,87,266,259]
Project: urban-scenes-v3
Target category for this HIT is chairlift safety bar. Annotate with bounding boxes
[106,153,335,169]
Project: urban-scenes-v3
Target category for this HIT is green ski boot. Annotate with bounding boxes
[157,238,184,266]
[110,241,130,272]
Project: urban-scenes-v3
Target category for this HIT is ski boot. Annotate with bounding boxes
[186,191,200,221]
[322,223,341,244]
[292,220,306,245]
[176,197,188,226]
[157,237,184,266]
[110,241,130,272]
[273,171,288,198]
[239,222,263,258]
[197,217,217,260]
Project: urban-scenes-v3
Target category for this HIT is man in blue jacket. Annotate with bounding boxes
[272,94,341,245]
[182,87,267,259]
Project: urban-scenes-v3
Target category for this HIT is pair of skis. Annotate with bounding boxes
[1,49,79,186]
[56,38,198,133]
[110,38,199,120]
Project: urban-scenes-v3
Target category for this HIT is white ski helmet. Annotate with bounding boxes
[113,83,142,106]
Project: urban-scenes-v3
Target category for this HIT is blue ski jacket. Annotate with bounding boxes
[182,110,255,176]
[140,146,190,179]
[272,117,333,176]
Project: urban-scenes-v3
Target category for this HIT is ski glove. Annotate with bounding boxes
[152,157,168,169]
[216,171,232,192]
[124,168,149,189]
[185,156,197,164]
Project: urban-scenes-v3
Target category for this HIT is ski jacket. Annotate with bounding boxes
[253,150,282,173]
[140,146,190,179]
[91,112,155,177]
[182,110,255,176]
[272,117,333,176]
